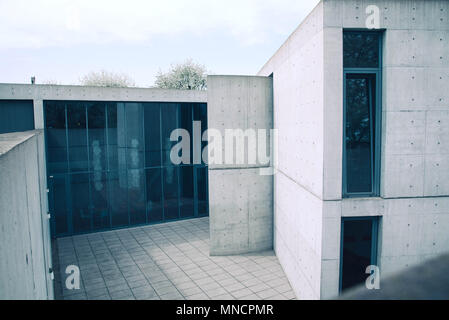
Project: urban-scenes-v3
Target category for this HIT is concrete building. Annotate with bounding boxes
[255,0,449,299]
[1,0,449,300]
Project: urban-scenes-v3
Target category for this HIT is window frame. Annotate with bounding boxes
[342,30,383,198]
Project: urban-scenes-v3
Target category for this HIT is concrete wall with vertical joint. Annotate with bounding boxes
[207,75,274,255]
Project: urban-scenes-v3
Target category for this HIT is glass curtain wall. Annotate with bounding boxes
[45,101,208,237]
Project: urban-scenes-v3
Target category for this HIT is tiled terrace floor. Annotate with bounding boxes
[53,217,296,300]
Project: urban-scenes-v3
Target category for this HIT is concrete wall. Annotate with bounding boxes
[319,0,449,299]
[0,130,53,299]
[258,2,325,300]
[0,83,207,129]
[258,0,449,300]
[207,75,274,255]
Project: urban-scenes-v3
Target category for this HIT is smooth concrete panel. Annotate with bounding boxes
[384,111,426,155]
[424,154,449,196]
[382,154,425,197]
[258,2,325,300]
[324,0,449,31]
[274,170,323,300]
[383,67,449,112]
[0,131,53,299]
[425,111,449,154]
[209,168,273,255]
[207,75,273,255]
[323,27,343,200]
[33,100,44,129]
[206,75,273,169]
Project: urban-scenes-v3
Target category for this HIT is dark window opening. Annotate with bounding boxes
[0,100,35,134]
[340,217,379,292]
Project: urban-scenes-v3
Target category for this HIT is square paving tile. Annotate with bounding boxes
[54,217,295,300]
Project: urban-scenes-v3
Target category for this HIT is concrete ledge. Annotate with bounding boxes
[0,130,40,157]
[0,83,207,103]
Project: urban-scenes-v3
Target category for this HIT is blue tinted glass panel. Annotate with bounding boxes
[0,100,34,134]
[109,170,129,227]
[88,102,107,172]
[125,103,144,169]
[52,176,68,235]
[146,168,163,223]
[345,74,375,194]
[128,169,146,225]
[194,103,208,164]
[91,171,109,230]
[179,165,194,218]
[71,173,91,233]
[161,103,179,166]
[45,101,68,174]
[180,103,193,162]
[196,166,209,216]
[144,103,161,167]
[163,166,179,220]
[67,102,88,172]
[107,103,119,171]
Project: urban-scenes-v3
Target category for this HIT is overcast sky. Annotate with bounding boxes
[0,0,320,87]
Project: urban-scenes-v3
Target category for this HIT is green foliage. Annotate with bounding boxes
[155,59,207,90]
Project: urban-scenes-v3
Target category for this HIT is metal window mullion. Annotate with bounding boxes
[375,67,383,196]
[64,104,74,235]
[176,104,181,220]
[85,104,94,232]
[371,217,379,267]
[123,103,130,227]
[192,104,198,217]
[338,218,345,294]
[142,103,148,224]
[368,75,375,195]
[159,103,165,222]
[105,103,112,230]
[342,72,348,197]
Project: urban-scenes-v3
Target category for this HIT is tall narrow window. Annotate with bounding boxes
[343,31,382,197]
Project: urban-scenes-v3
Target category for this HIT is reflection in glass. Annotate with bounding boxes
[109,170,128,227]
[45,101,209,236]
[70,173,91,233]
[88,103,106,172]
[91,171,109,230]
[146,168,163,222]
[194,103,208,165]
[144,103,161,167]
[125,103,144,170]
[45,102,68,174]
[129,169,146,225]
[196,166,209,216]
[341,219,375,291]
[179,166,194,218]
[67,102,88,172]
[163,166,179,220]
[52,176,68,235]
[345,74,375,193]
[107,103,118,171]
[161,103,179,166]
[343,32,380,68]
